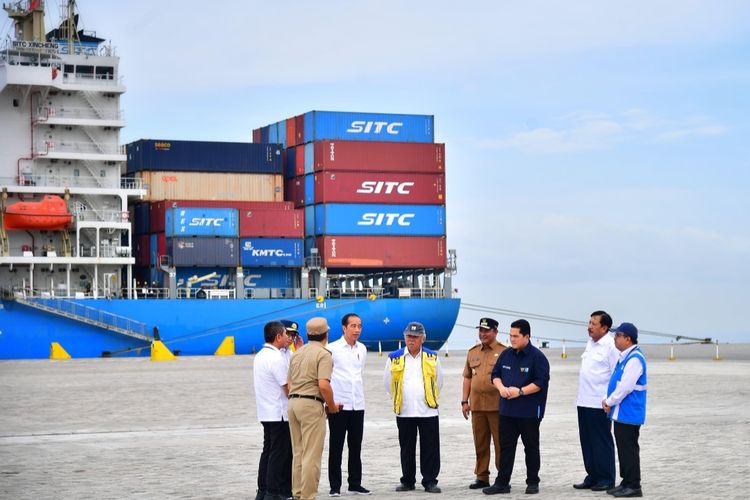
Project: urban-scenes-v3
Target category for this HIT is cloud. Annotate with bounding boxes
[479,110,728,153]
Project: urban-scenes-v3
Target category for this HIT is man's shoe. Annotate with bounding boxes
[395,484,416,492]
[347,485,371,495]
[573,482,593,489]
[470,480,491,489]
[328,490,340,497]
[591,484,615,491]
[525,484,539,494]
[607,485,625,495]
[612,487,643,498]
[482,484,511,495]
[424,484,441,493]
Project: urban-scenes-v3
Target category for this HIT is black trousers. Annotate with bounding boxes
[614,421,641,489]
[495,415,541,486]
[396,416,440,487]
[258,420,292,495]
[327,410,365,491]
[577,406,616,486]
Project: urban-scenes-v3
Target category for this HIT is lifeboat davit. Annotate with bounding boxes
[3,195,73,230]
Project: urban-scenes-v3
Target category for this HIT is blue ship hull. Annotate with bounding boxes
[0,298,460,359]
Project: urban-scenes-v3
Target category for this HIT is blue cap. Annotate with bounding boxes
[403,321,426,336]
[613,322,638,342]
[280,319,299,334]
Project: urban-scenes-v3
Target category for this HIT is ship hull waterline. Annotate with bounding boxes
[0,297,460,359]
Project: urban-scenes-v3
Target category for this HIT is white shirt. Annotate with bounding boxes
[253,344,289,422]
[606,345,645,419]
[576,333,620,408]
[383,348,444,418]
[329,337,367,410]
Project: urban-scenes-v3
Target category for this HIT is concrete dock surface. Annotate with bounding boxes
[1,343,748,499]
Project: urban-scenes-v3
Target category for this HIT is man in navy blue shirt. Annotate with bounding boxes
[483,319,550,495]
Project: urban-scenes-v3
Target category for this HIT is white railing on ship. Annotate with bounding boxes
[0,175,144,190]
[73,210,129,223]
[37,140,122,155]
[35,106,124,121]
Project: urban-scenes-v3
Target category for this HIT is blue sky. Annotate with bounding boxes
[56,1,749,344]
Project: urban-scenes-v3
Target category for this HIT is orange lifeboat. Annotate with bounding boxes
[3,195,73,230]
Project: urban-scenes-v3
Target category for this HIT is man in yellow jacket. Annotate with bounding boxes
[384,321,444,494]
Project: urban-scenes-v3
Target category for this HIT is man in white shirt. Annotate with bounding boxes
[327,313,371,497]
[384,322,444,494]
[573,310,619,492]
[254,321,293,500]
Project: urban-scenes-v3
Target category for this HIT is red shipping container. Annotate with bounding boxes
[239,208,304,238]
[295,114,305,144]
[284,177,305,208]
[135,234,150,266]
[313,141,445,173]
[314,172,445,205]
[149,200,294,233]
[316,235,447,269]
[156,232,166,261]
[286,117,296,147]
[252,128,261,143]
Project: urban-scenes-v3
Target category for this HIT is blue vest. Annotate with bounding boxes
[607,346,647,425]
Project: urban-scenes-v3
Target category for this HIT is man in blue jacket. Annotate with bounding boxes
[484,319,550,495]
[603,323,647,498]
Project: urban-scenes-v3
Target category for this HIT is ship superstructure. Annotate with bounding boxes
[0,0,145,298]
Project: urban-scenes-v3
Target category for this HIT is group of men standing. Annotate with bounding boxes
[252,309,647,499]
[462,312,647,497]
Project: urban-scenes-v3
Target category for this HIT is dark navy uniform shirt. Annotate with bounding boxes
[490,342,550,419]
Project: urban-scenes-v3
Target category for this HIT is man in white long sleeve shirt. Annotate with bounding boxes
[573,310,619,491]
[384,322,444,494]
[327,313,371,497]
[603,323,647,498]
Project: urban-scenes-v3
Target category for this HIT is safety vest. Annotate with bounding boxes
[607,346,647,425]
[388,347,439,415]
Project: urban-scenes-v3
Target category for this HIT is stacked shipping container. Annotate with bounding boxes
[127,140,304,290]
[253,111,448,270]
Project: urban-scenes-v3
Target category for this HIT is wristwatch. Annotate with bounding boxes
[518,387,524,397]
[461,400,469,405]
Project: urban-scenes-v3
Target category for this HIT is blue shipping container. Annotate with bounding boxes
[304,205,315,236]
[240,238,303,267]
[165,208,239,237]
[303,142,314,174]
[304,174,315,206]
[132,203,150,235]
[168,238,239,267]
[173,267,296,289]
[314,203,445,236]
[277,120,287,148]
[125,140,283,174]
[269,122,278,144]
[302,111,434,143]
[285,146,297,178]
[149,233,158,266]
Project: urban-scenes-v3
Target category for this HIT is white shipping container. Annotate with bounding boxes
[137,171,283,202]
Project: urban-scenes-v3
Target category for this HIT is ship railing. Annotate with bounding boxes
[78,245,131,258]
[33,297,148,337]
[244,288,301,299]
[120,177,145,190]
[134,287,170,299]
[2,174,121,189]
[323,286,445,299]
[34,106,124,122]
[60,71,124,87]
[37,140,122,155]
[73,209,130,223]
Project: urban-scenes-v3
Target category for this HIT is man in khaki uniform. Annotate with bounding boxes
[287,317,340,500]
[461,317,506,489]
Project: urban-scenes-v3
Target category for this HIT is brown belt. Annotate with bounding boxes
[289,394,324,404]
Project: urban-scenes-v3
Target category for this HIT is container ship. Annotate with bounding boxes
[0,1,460,360]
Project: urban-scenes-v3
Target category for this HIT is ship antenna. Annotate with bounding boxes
[63,0,79,54]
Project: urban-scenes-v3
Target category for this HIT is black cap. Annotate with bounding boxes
[403,321,426,336]
[280,319,299,334]
[476,317,499,330]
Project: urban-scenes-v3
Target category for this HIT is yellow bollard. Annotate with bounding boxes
[561,340,568,359]
[214,336,235,356]
[50,342,71,360]
[713,340,721,361]
[668,343,676,361]
[151,340,176,361]
[378,341,383,357]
